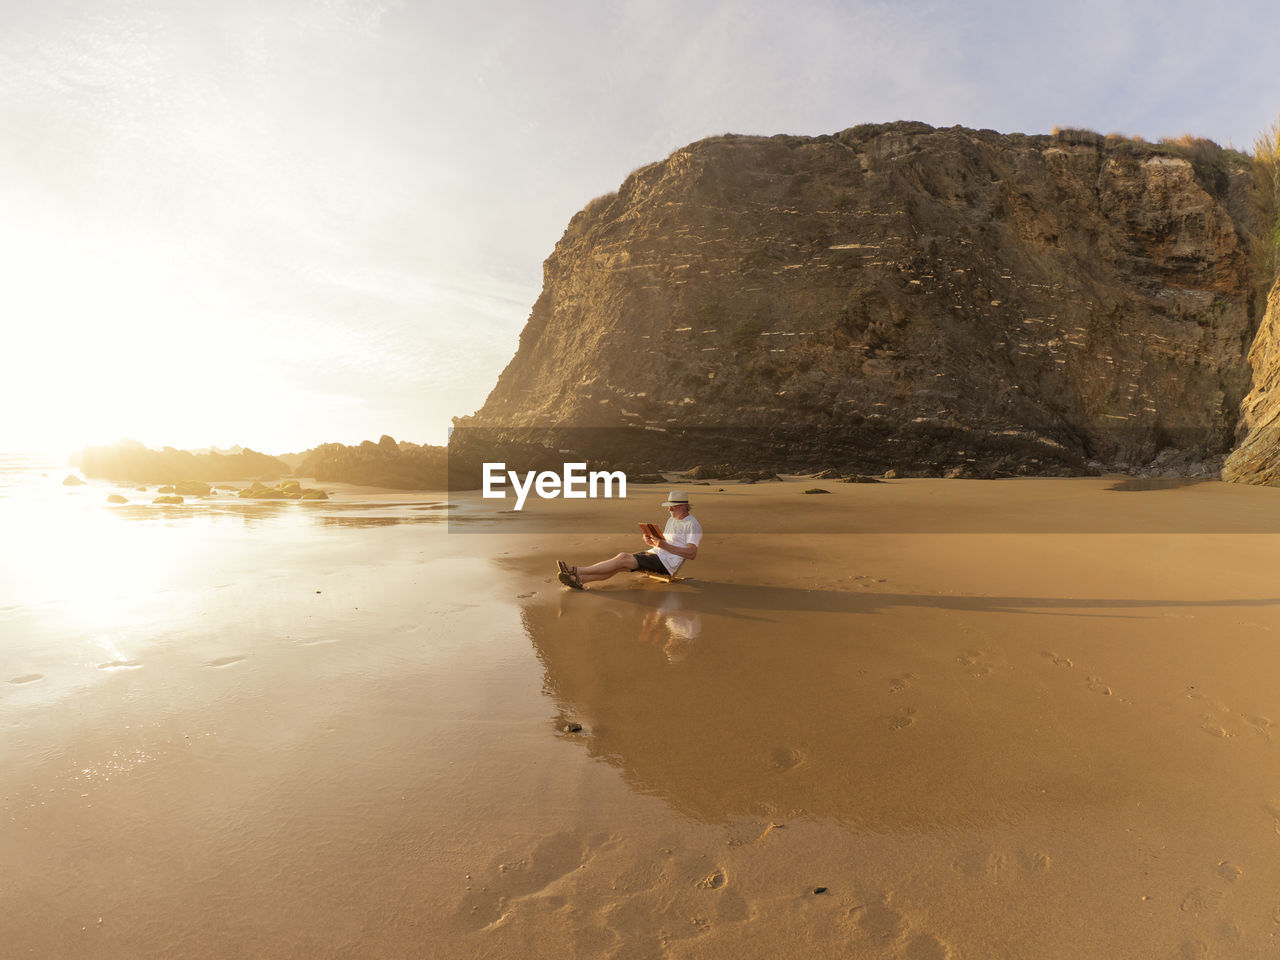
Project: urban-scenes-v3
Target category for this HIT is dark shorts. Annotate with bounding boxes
[633,552,669,575]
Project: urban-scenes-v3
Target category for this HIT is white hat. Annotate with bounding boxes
[661,490,690,506]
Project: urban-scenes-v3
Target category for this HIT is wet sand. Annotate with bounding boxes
[6,477,1280,957]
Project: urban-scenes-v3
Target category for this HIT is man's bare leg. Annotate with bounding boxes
[569,552,639,586]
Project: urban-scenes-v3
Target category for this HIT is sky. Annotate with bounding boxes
[2,0,1278,456]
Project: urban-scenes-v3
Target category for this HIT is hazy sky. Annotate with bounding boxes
[3,0,1278,455]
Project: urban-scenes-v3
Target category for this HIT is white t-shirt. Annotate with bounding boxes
[652,513,703,575]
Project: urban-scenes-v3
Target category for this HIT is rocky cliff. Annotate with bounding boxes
[1223,278,1280,482]
[460,122,1268,477]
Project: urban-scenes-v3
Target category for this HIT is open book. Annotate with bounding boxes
[638,522,662,541]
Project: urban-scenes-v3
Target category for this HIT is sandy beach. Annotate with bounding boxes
[6,473,1280,958]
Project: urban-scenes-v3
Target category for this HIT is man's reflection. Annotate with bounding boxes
[639,590,702,662]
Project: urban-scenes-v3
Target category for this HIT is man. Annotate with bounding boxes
[557,490,702,590]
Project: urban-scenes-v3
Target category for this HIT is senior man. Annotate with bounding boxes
[557,490,701,589]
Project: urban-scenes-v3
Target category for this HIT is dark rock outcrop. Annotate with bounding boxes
[236,480,327,500]
[296,436,459,489]
[78,441,288,484]
[459,123,1266,477]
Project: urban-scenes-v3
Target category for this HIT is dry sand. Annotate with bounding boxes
[6,477,1280,958]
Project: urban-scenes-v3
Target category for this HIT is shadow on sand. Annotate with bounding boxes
[560,576,1280,623]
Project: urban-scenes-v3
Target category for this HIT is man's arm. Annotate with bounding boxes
[657,538,697,560]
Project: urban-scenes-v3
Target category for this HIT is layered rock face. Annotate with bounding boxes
[1223,278,1280,482]
[464,123,1264,476]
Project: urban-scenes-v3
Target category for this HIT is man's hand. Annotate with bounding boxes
[643,533,662,548]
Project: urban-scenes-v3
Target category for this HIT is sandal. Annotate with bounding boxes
[556,561,583,589]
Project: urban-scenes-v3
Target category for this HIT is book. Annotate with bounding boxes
[638,522,662,541]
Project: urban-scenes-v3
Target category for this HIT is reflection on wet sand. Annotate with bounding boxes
[573,587,707,663]
[525,578,1280,831]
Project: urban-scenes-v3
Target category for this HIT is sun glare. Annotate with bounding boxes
[1,485,181,622]
[0,216,316,456]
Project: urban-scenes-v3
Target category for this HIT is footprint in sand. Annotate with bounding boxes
[1189,691,1234,738]
[1216,861,1243,884]
[1186,692,1272,741]
[957,650,992,678]
[888,707,917,731]
[1242,714,1273,741]
[1199,717,1232,739]
[8,674,44,684]
[515,592,535,599]
[727,821,787,847]
[696,868,727,890]
[853,897,909,943]
[1180,887,1226,914]
[1042,654,1122,700]
[97,660,141,670]
[1188,690,1230,713]
[982,853,1009,882]
[205,656,247,668]
[1086,676,1113,697]
[771,747,804,771]
[1020,851,1052,874]
[850,894,955,959]
[953,848,1049,881]
[888,674,917,694]
[456,832,587,930]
